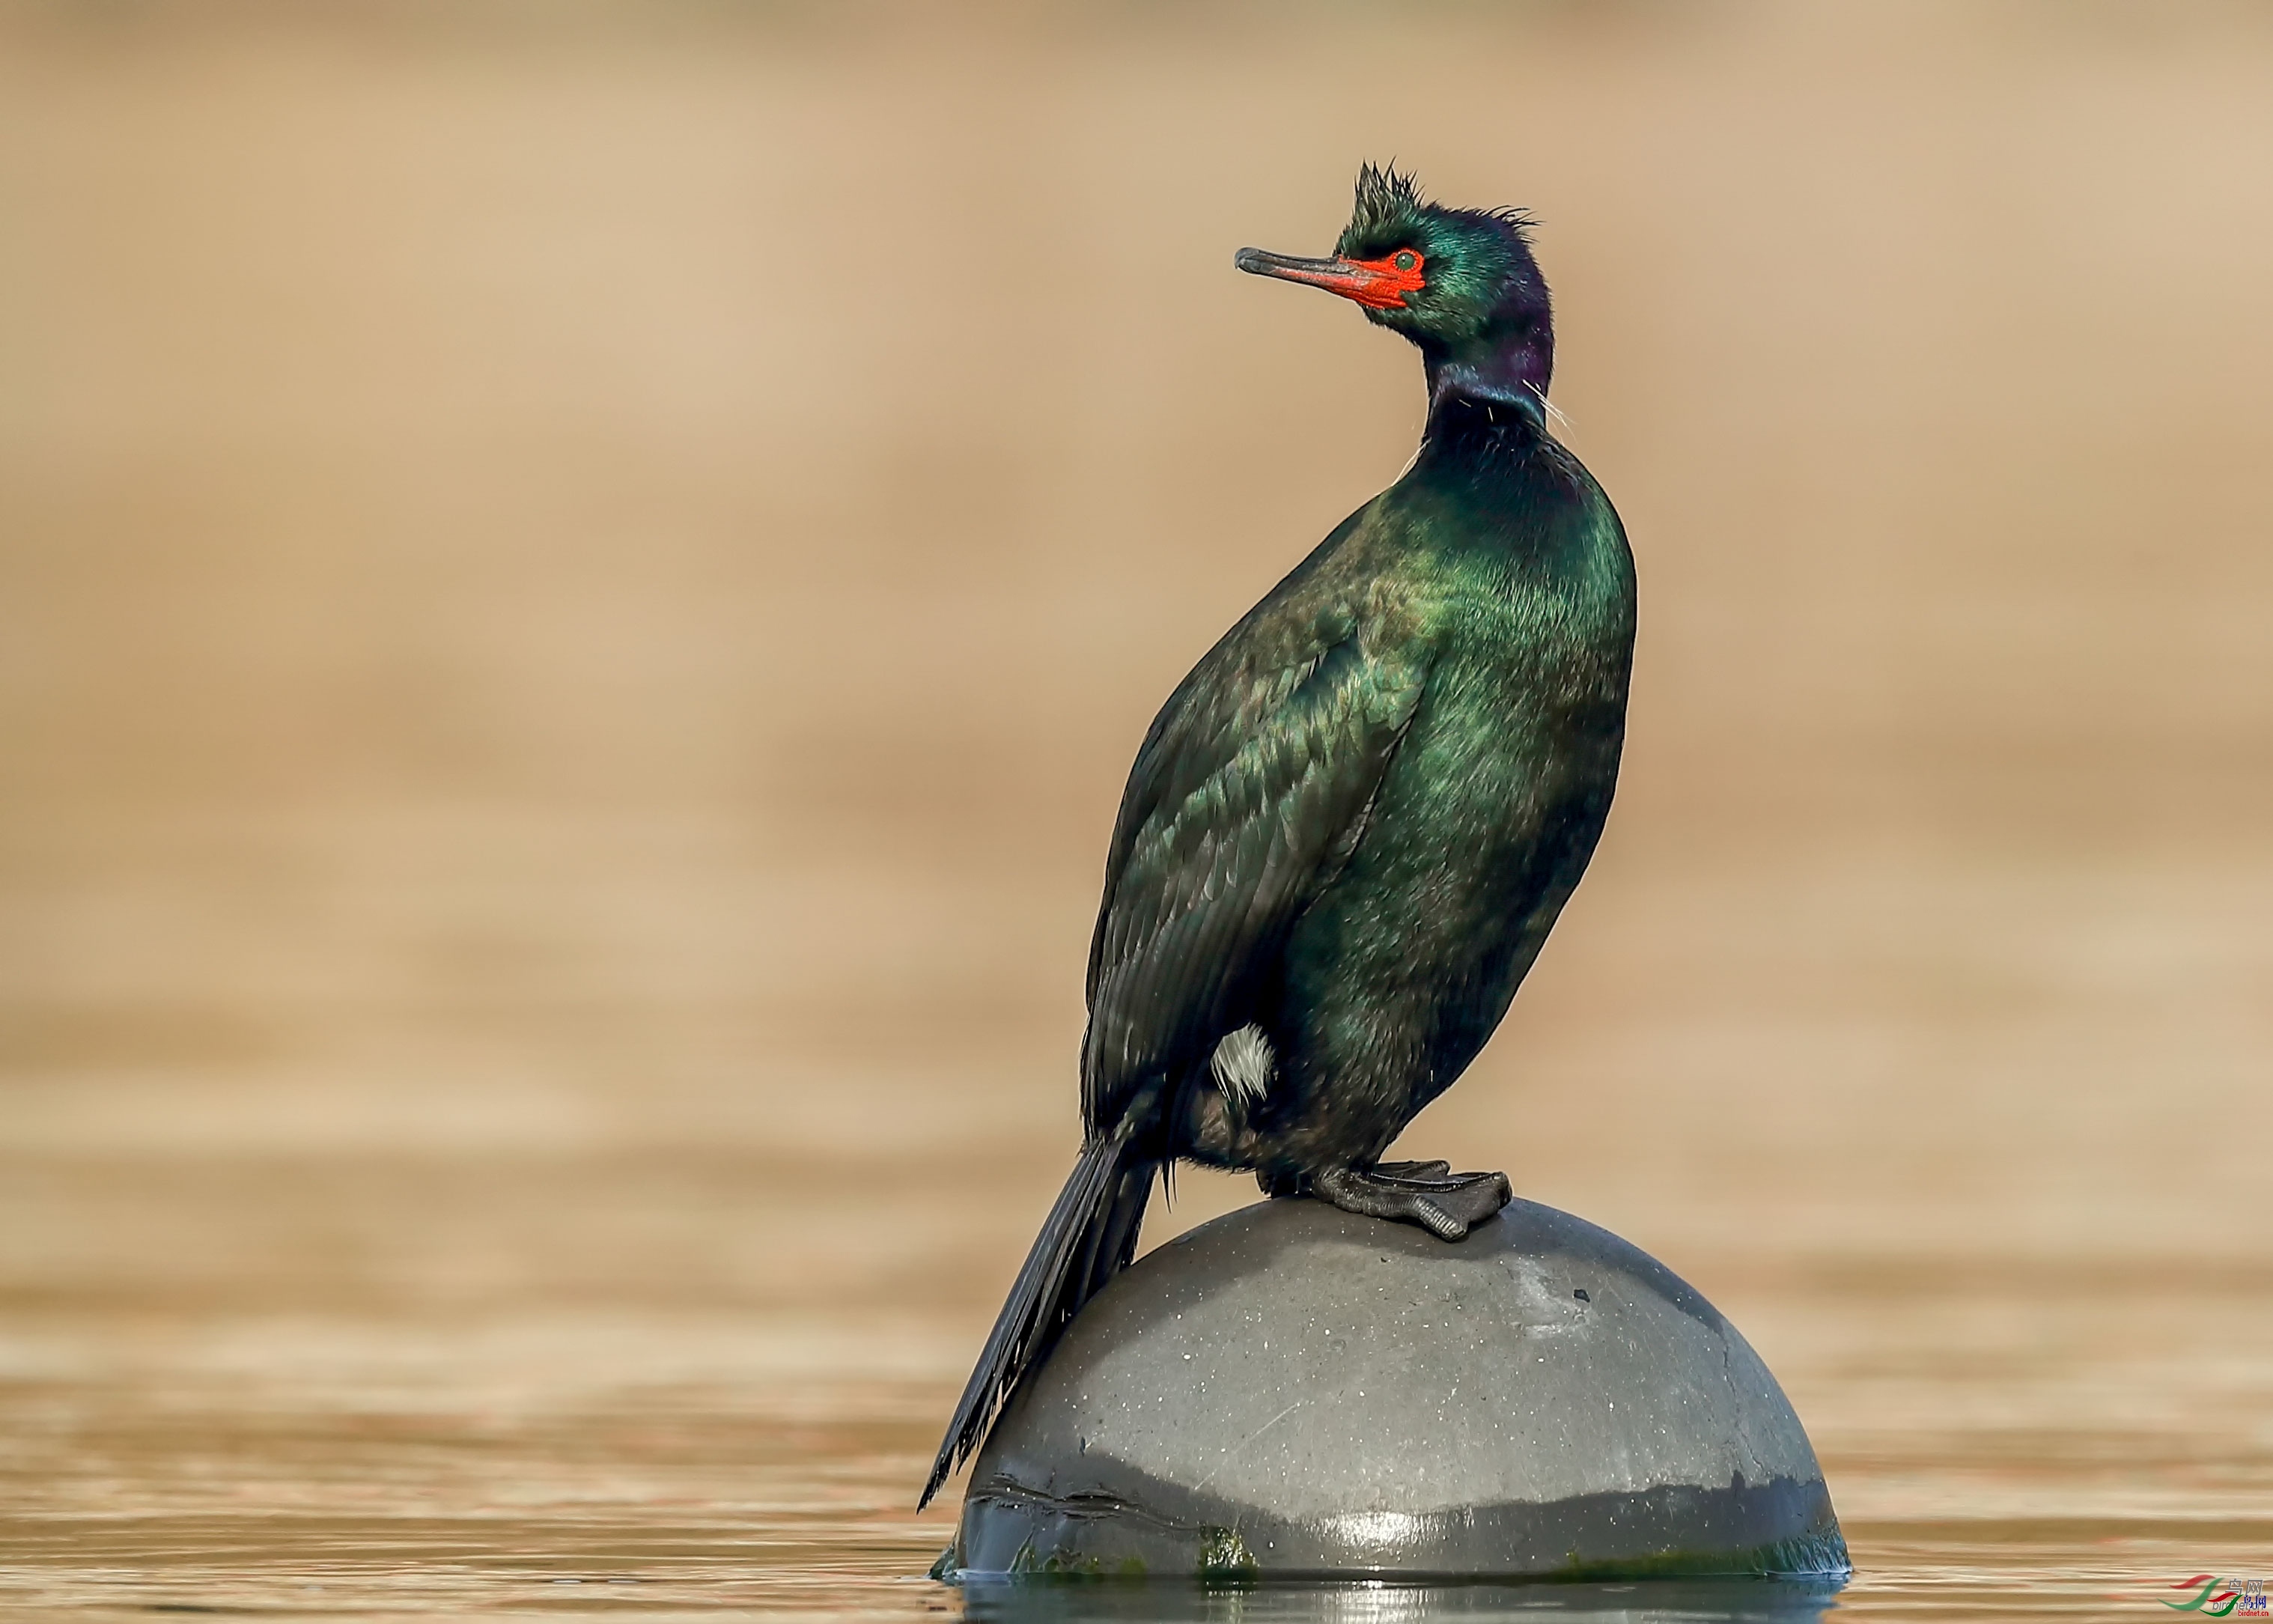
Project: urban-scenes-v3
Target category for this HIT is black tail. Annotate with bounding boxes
[920,1119,1154,1509]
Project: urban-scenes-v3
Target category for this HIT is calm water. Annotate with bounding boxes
[4,1192,2269,1622]
[4,4,2271,1621]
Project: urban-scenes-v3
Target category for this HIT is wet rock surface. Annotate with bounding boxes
[949,1196,1847,1581]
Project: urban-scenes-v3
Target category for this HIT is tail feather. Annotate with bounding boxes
[920,1121,1154,1509]
[1074,1146,1153,1306]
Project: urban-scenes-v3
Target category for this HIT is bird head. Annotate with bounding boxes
[1235,164,1554,413]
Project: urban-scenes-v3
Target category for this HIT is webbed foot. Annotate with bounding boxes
[1311,1162,1512,1241]
[1370,1159,1452,1180]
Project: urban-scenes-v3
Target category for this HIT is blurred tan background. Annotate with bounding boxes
[2,1,2272,1581]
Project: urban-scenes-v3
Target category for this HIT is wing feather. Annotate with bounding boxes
[1080,609,1429,1133]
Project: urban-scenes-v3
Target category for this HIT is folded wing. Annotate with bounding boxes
[1082,604,1431,1134]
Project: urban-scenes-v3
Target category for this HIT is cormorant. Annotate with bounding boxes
[922,165,1637,1509]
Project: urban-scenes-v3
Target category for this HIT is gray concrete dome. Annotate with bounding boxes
[946,1196,1847,1582]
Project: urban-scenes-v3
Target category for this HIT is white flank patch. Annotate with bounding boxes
[1210,1024,1275,1106]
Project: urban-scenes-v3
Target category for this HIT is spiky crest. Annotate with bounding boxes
[1324,163,1557,405]
[1337,162,1427,258]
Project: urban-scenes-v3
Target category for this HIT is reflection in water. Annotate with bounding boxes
[959,1578,1842,1624]
[4,1,2273,1622]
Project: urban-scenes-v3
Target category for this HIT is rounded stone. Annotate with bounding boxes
[949,1196,1848,1582]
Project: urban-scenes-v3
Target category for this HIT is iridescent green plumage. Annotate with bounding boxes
[1336,162,1539,350]
[925,168,1636,1508]
[1085,403,1631,1173]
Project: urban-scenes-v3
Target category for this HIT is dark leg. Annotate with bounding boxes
[1255,1160,1449,1199]
[1370,1159,1451,1180]
[1310,1162,1512,1242]
[1255,1165,1305,1199]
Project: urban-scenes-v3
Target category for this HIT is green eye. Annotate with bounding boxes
[1395,250,1418,272]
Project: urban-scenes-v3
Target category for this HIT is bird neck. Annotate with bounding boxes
[1422,314,1555,424]
[1415,389,1547,475]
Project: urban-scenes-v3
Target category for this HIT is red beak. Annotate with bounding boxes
[1235,246,1423,311]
